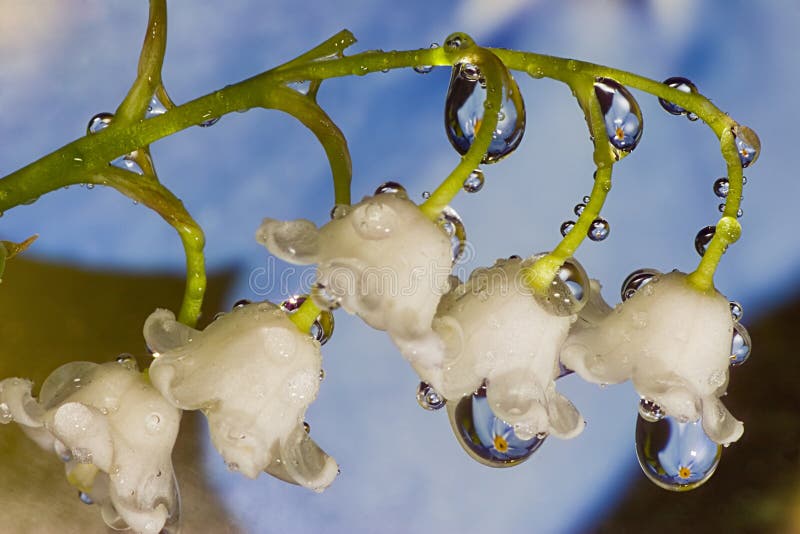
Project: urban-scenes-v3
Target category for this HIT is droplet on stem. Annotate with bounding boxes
[732,125,760,168]
[87,112,114,135]
[658,76,698,117]
[694,226,716,256]
[713,177,730,198]
[594,78,643,156]
[462,169,485,193]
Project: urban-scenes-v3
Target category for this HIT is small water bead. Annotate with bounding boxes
[573,203,585,216]
[437,206,467,264]
[658,76,698,116]
[422,191,431,199]
[444,61,526,164]
[694,225,716,256]
[145,94,168,118]
[199,116,220,128]
[78,491,94,505]
[638,398,665,423]
[531,254,590,316]
[635,414,721,492]
[232,299,251,309]
[115,353,138,372]
[444,33,470,51]
[729,301,743,322]
[463,169,485,193]
[732,125,761,168]
[87,112,114,135]
[593,78,643,155]
[447,386,545,467]
[730,322,751,366]
[620,268,660,301]
[582,195,591,204]
[587,218,610,241]
[560,221,575,237]
[416,382,446,411]
[373,181,408,199]
[713,177,730,198]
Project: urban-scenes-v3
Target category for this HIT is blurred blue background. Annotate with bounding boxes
[0,1,797,532]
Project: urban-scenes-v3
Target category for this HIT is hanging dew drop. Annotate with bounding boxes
[593,78,643,156]
[373,181,409,199]
[658,76,698,116]
[713,177,730,198]
[732,125,760,167]
[446,385,545,467]
[573,203,586,216]
[730,322,751,366]
[694,225,716,256]
[444,61,526,164]
[620,268,660,301]
[87,112,113,135]
[560,221,575,237]
[463,169,485,193]
[635,414,721,492]
[729,301,743,322]
[416,382,446,411]
[199,116,220,128]
[587,218,610,241]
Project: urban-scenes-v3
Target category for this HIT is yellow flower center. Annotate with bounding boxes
[493,434,509,453]
[678,466,692,479]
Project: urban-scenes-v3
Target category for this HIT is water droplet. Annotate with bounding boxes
[594,78,643,155]
[587,218,610,241]
[730,322,751,366]
[447,386,545,467]
[78,491,94,505]
[422,191,431,199]
[146,413,162,434]
[287,80,312,95]
[620,268,660,301]
[635,414,721,491]
[303,421,311,433]
[110,150,145,175]
[416,382,446,411]
[658,76,698,116]
[414,64,433,74]
[444,62,526,164]
[145,94,168,118]
[729,301,743,322]
[582,195,591,204]
[531,255,590,316]
[232,299,251,310]
[0,402,11,424]
[638,398,665,422]
[444,33,471,51]
[713,177,730,198]
[374,181,408,199]
[463,169,485,193]
[87,112,113,135]
[573,203,586,216]
[437,206,467,263]
[695,225,716,256]
[732,125,760,168]
[560,220,575,237]
[330,204,351,220]
[115,353,138,372]
[737,208,743,218]
[199,116,220,128]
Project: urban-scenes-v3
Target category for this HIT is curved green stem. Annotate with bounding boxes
[288,298,321,334]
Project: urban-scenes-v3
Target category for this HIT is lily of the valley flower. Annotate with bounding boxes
[560,270,743,445]
[256,191,453,370]
[144,303,339,491]
[420,257,584,439]
[0,362,181,534]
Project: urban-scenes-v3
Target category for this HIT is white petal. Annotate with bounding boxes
[143,308,199,355]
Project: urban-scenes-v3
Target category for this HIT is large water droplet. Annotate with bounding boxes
[416,382,446,411]
[658,77,698,116]
[587,218,610,241]
[620,268,660,301]
[145,94,168,118]
[444,62,526,164]
[594,78,643,155]
[463,169,485,193]
[713,177,730,198]
[635,414,721,492]
[531,255,590,316]
[87,112,113,135]
[732,125,760,168]
[373,181,408,199]
[437,206,467,264]
[695,225,716,256]
[447,386,545,467]
[638,398,665,422]
[110,150,145,176]
[573,203,586,216]
[730,322,751,366]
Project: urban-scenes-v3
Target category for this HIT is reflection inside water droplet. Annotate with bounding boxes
[145,94,168,118]
[729,301,743,322]
[593,78,643,156]
[280,294,335,344]
[694,225,716,256]
[732,125,760,168]
[373,181,408,199]
[620,268,660,301]
[463,169,485,193]
[658,76,698,117]
[588,218,610,241]
[416,382,446,410]
[560,221,575,237]
[730,322,751,366]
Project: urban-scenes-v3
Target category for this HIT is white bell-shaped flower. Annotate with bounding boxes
[256,191,453,370]
[417,257,584,439]
[560,270,743,445]
[0,361,181,534]
[144,303,339,491]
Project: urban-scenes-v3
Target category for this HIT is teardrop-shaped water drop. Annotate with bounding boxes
[695,225,716,256]
[713,177,730,198]
[730,322,751,366]
[447,386,545,467]
[87,112,114,135]
[729,301,743,322]
[620,268,660,301]
[145,94,168,118]
[635,414,721,491]
[463,169,485,193]
[638,398,665,422]
[594,78,643,156]
[110,149,145,176]
[416,382,446,411]
[374,181,408,199]
[587,218,610,241]
[658,76,698,116]
[437,206,467,264]
[560,220,575,237]
[530,254,590,316]
[732,125,760,168]
[444,62,526,163]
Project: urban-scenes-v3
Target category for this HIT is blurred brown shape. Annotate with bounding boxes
[0,258,243,533]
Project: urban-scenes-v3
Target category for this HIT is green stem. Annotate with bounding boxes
[288,299,321,333]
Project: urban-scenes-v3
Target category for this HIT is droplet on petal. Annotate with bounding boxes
[730,322,751,366]
[658,76,698,116]
[635,414,721,492]
[373,181,409,199]
[620,268,660,301]
[447,386,545,467]
[729,301,743,322]
[638,398,665,422]
[594,78,643,156]
[416,382,446,411]
[444,61,526,163]
[560,221,575,237]
[695,225,716,257]
[145,94,168,119]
